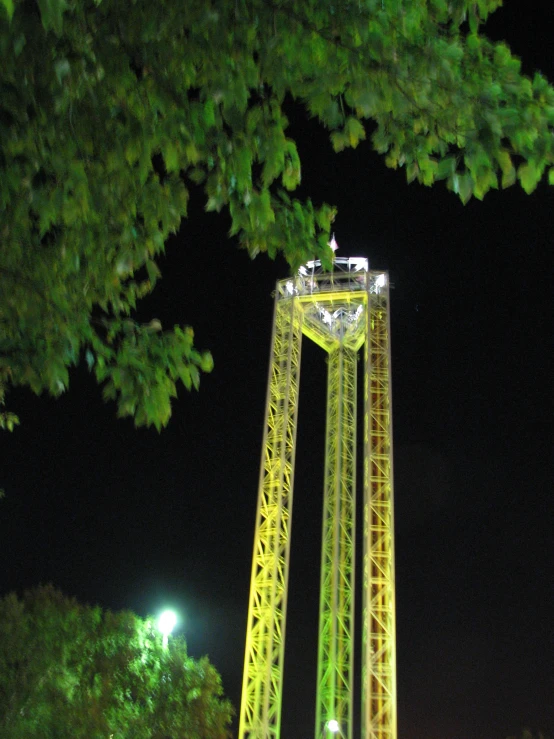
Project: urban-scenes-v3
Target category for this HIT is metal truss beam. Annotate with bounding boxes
[239,295,303,739]
[316,342,357,739]
[362,287,397,739]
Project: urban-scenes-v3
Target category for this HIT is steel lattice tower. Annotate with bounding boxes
[239,257,396,739]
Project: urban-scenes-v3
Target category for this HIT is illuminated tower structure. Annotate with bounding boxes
[239,257,396,739]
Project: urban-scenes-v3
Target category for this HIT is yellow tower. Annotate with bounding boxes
[239,257,396,739]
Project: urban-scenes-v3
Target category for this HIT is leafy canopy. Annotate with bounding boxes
[1,0,554,428]
[0,585,233,739]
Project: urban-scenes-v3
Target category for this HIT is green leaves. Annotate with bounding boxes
[36,0,68,34]
[518,161,542,194]
[162,140,180,173]
[497,150,516,189]
[0,586,233,738]
[0,411,19,431]
[0,373,19,432]
[447,172,472,204]
[282,140,301,189]
[92,321,212,431]
[1,0,14,22]
[2,0,554,431]
[331,118,366,152]
[54,57,70,84]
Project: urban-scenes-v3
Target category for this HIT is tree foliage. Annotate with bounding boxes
[0,585,233,738]
[1,0,554,428]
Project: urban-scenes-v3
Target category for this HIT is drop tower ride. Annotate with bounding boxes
[239,257,396,739]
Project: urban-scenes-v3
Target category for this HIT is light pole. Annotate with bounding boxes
[157,609,177,649]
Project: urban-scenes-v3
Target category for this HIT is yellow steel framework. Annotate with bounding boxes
[362,292,397,739]
[316,343,357,739]
[239,258,396,739]
[240,295,303,738]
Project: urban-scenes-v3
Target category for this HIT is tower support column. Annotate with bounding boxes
[362,288,397,739]
[316,342,357,739]
[239,294,303,739]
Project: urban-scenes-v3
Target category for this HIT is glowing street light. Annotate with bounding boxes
[323,719,340,735]
[158,609,177,648]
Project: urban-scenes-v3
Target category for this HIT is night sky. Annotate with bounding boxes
[1,4,553,739]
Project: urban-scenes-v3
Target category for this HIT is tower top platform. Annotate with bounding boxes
[274,257,389,351]
[276,257,387,302]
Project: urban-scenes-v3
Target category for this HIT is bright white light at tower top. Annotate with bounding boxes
[327,719,340,733]
[300,256,369,275]
[319,307,333,326]
[348,257,367,272]
[279,257,386,305]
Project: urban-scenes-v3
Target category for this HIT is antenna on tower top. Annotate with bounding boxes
[329,233,339,252]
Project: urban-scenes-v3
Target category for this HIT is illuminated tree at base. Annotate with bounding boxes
[239,258,396,739]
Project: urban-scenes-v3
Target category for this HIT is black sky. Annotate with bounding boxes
[1,4,553,739]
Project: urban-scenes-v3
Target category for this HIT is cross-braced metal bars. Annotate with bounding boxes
[239,259,396,739]
[316,343,357,739]
[239,295,303,739]
[362,290,397,739]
